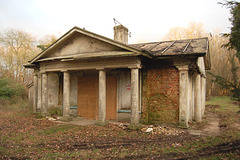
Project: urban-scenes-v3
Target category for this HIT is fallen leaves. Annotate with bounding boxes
[0,104,239,159]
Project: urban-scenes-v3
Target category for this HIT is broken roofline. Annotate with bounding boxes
[130,37,209,56]
[29,26,152,64]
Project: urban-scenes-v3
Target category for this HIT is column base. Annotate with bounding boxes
[95,120,109,126]
[128,124,142,130]
[178,121,189,129]
[60,116,73,122]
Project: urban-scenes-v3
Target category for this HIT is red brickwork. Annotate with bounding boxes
[142,61,179,123]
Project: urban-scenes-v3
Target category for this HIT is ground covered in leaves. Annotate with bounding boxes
[0,97,240,159]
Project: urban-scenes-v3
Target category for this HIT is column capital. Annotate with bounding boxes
[39,71,46,74]
[128,64,141,69]
[33,68,39,74]
[61,70,69,73]
[175,65,189,71]
[96,68,105,71]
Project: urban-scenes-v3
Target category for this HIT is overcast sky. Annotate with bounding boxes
[0,0,233,43]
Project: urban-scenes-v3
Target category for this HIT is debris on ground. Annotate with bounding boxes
[46,116,60,121]
[141,125,185,135]
[116,123,185,135]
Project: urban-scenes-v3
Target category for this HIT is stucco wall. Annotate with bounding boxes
[43,34,122,58]
[118,71,131,109]
[142,61,179,123]
[47,73,59,108]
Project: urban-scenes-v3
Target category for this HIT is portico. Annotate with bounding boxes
[25,25,210,127]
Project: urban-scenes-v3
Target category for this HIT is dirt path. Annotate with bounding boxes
[202,112,220,136]
[188,111,221,136]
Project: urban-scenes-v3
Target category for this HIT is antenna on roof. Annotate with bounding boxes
[113,18,131,38]
[113,18,122,26]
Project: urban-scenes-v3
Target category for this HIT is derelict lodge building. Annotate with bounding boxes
[25,25,210,128]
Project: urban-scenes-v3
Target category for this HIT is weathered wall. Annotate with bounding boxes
[118,71,131,109]
[142,61,179,123]
[47,73,59,108]
[43,33,123,59]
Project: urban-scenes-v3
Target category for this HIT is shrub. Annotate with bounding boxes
[48,106,62,116]
[0,78,25,98]
[0,77,27,107]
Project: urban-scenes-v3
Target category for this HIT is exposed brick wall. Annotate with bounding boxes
[142,61,179,123]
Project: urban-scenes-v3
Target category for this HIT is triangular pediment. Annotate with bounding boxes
[40,32,128,60]
[30,27,146,63]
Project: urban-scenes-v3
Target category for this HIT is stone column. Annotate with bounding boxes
[201,76,206,116]
[37,73,42,113]
[176,65,189,128]
[41,73,48,114]
[33,69,39,113]
[97,69,107,125]
[194,74,202,122]
[130,68,140,126]
[63,71,70,116]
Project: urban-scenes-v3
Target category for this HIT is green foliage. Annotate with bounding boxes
[37,44,47,51]
[37,35,57,51]
[0,78,25,98]
[220,1,240,60]
[0,78,16,98]
[47,106,62,116]
[209,1,240,108]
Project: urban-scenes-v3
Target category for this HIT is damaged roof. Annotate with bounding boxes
[25,26,210,69]
[130,37,208,57]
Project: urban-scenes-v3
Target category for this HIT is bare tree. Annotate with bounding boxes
[164,22,206,40]
[37,34,57,51]
[0,28,39,84]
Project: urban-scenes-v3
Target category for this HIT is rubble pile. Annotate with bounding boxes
[116,123,185,135]
[141,125,185,135]
[46,116,60,121]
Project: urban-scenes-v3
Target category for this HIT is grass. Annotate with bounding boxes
[39,124,79,135]
[0,96,30,111]
[163,96,240,157]
[206,96,239,112]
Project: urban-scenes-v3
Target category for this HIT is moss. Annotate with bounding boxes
[142,93,178,123]
[48,106,62,116]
